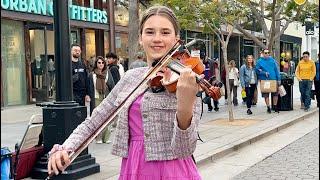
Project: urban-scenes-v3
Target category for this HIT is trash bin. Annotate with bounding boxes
[274,73,294,111]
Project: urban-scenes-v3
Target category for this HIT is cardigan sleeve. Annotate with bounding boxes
[61,73,127,152]
[171,97,202,158]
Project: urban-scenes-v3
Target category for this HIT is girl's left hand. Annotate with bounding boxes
[176,67,198,129]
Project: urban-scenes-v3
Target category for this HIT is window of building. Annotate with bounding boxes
[104,31,110,55]
[115,32,128,59]
[85,29,96,61]
[1,20,27,106]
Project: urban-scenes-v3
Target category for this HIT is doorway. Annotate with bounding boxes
[27,23,55,103]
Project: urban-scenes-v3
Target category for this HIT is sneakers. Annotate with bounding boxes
[208,108,213,112]
[267,106,271,114]
[96,140,103,144]
[214,107,219,112]
[274,107,279,113]
[247,109,253,115]
[304,107,310,112]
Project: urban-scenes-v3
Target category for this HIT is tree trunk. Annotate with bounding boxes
[128,0,139,65]
[273,13,281,63]
[222,43,234,121]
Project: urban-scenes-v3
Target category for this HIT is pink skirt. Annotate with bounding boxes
[119,136,201,180]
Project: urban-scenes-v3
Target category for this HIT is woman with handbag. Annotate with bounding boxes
[240,55,258,115]
[228,60,239,106]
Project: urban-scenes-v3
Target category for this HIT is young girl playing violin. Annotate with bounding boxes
[47,5,202,179]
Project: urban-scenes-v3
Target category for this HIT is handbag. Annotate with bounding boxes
[241,89,247,99]
[278,85,287,97]
[260,80,277,93]
[220,84,225,96]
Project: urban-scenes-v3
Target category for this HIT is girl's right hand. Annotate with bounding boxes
[47,149,71,175]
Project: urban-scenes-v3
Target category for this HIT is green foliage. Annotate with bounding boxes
[151,0,246,33]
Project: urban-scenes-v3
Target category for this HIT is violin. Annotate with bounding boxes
[148,40,221,101]
[46,39,220,179]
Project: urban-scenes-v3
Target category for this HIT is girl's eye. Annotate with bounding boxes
[145,31,154,35]
[162,31,171,35]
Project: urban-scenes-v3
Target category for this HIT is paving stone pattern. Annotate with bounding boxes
[233,128,319,180]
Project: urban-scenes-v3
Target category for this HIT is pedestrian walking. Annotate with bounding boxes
[240,55,258,115]
[203,56,219,112]
[129,52,147,69]
[106,52,121,85]
[255,49,281,113]
[71,44,90,106]
[87,56,115,144]
[47,5,202,179]
[295,51,316,111]
[228,60,239,106]
[314,53,320,108]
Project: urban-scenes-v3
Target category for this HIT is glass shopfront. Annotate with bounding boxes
[104,31,110,55]
[115,32,128,59]
[85,29,96,61]
[184,30,215,59]
[1,19,27,106]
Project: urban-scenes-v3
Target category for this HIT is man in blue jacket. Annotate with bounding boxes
[256,49,281,113]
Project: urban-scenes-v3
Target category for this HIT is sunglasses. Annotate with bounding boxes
[264,52,270,54]
[97,61,105,64]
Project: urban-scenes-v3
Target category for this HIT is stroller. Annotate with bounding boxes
[1,114,44,179]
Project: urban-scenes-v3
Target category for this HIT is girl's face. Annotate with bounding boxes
[139,15,178,65]
[97,59,105,70]
[247,57,253,64]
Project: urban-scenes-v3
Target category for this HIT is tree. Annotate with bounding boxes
[235,0,319,59]
[128,0,140,64]
[152,0,247,121]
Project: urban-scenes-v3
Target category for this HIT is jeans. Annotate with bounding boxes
[299,80,312,109]
[205,93,219,110]
[245,84,257,109]
[229,79,238,105]
[314,80,320,107]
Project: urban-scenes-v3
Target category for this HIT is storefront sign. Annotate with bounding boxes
[243,39,254,46]
[305,21,314,35]
[1,0,108,24]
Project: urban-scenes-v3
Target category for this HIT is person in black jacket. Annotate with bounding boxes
[106,52,121,85]
[88,56,115,143]
[71,44,90,106]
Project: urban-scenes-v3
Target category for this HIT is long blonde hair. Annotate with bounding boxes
[245,55,255,67]
[228,60,236,71]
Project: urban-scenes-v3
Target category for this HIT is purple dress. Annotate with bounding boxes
[119,95,201,180]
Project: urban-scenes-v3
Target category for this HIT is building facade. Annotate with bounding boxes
[1,0,137,107]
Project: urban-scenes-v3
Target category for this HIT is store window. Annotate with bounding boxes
[104,31,110,55]
[115,32,128,59]
[1,20,27,106]
[85,29,96,61]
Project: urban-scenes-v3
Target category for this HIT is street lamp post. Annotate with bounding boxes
[31,1,100,179]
